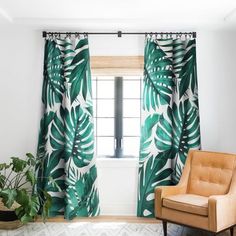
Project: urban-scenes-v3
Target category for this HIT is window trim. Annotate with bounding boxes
[91,56,143,158]
[93,76,142,158]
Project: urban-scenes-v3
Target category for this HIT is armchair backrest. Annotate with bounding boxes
[187,150,236,197]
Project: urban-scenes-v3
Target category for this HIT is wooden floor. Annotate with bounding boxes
[36,215,158,223]
[36,216,234,235]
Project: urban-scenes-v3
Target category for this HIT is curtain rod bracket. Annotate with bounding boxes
[118,31,122,37]
[42,31,47,38]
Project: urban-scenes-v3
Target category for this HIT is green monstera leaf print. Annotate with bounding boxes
[42,40,64,108]
[64,106,94,167]
[143,40,175,111]
[37,36,99,218]
[138,37,201,217]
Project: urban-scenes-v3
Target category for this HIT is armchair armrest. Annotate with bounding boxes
[154,153,192,218]
[155,184,187,218]
[208,194,236,232]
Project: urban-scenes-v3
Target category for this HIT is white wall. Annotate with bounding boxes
[0,27,236,215]
[197,31,236,153]
[0,28,44,159]
[96,158,139,215]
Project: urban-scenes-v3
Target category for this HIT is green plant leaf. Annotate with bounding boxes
[15,206,33,223]
[28,195,40,217]
[0,163,10,171]
[14,190,40,223]
[26,153,34,159]
[0,188,17,208]
[26,153,36,166]
[15,204,37,223]
[26,170,36,185]
[41,191,52,221]
[0,175,6,188]
[11,157,27,173]
[15,189,29,206]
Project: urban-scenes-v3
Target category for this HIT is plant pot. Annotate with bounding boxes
[0,198,22,229]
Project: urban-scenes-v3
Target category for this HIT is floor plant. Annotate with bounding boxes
[0,153,54,223]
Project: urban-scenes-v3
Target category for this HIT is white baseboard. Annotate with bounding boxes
[99,203,137,216]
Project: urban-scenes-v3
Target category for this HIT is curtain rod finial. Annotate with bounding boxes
[193,32,197,38]
[42,31,47,38]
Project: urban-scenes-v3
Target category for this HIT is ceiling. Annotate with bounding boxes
[0,0,236,31]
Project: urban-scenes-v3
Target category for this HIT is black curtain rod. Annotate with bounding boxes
[42,31,197,38]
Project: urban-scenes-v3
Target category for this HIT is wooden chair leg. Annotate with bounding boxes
[162,221,167,236]
[230,227,234,236]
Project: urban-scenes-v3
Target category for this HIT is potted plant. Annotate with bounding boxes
[0,153,52,229]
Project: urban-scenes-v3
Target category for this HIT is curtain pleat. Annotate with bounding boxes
[137,36,201,217]
[37,36,99,219]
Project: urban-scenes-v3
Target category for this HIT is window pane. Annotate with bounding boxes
[140,81,144,100]
[123,118,140,136]
[97,76,114,80]
[123,137,140,157]
[92,79,97,98]
[123,80,140,98]
[97,118,114,136]
[93,119,97,136]
[123,99,140,117]
[97,137,114,156]
[97,80,114,98]
[94,136,97,154]
[97,100,114,117]
[92,99,96,117]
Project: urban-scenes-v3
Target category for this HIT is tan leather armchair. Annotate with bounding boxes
[155,150,236,236]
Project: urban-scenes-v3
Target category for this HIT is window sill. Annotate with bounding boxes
[96,156,139,168]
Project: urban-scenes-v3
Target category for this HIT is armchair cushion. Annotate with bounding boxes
[163,194,208,216]
[188,151,235,197]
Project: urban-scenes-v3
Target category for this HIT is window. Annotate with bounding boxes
[92,76,142,158]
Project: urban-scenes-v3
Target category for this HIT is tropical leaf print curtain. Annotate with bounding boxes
[37,35,99,219]
[137,36,201,217]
